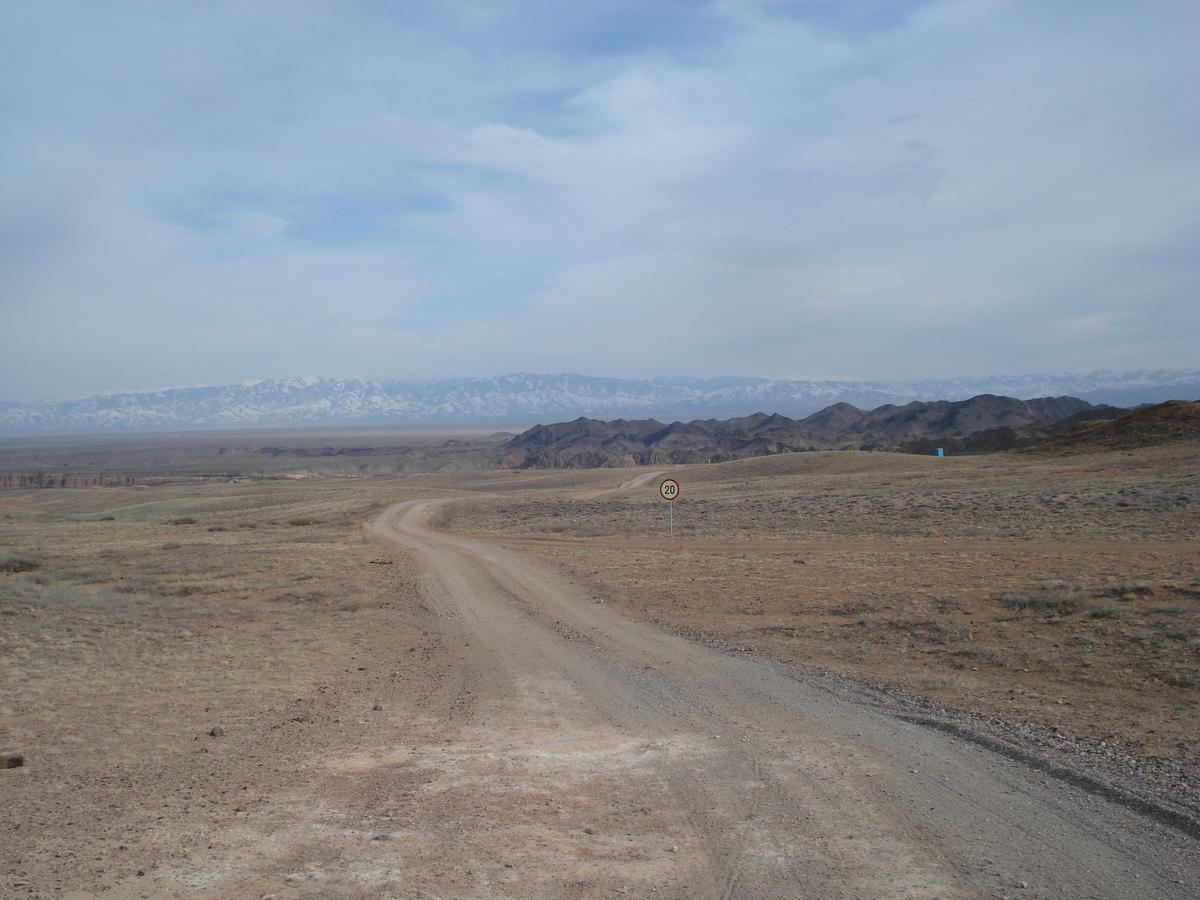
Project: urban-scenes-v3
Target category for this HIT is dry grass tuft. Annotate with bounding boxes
[828,600,877,617]
[996,581,1085,616]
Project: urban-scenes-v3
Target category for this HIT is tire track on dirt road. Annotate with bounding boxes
[367,498,1199,899]
[572,470,668,500]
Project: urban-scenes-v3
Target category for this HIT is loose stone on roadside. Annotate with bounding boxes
[1,750,24,768]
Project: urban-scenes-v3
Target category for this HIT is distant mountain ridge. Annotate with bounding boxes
[495,395,1105,468]
[1,370,1197,435]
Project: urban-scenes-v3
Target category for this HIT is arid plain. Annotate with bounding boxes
[443,446,1200,769]
[1,431,1198,898]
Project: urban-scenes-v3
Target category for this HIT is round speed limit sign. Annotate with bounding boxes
[659,478,680,501]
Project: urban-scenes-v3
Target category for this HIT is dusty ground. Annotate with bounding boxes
[438,447,1200,776]
[0,478,477,898]
[1,442,1198,898]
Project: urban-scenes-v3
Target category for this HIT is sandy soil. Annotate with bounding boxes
[0,479,464,898]
[441,446,1200,777]
[1,445,1198,898]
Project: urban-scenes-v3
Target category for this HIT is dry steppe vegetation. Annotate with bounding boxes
[0,475,467,896]
[438,445,1200,776]
[1,431,1198,896]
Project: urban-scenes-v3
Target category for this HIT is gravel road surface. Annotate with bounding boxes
[367,498,1200,899]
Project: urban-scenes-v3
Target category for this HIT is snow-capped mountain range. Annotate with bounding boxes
[1,370,1197,435]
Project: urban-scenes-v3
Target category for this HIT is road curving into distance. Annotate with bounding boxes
[368,497,1199,899]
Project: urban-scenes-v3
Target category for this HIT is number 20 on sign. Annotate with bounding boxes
[659,479,680,537]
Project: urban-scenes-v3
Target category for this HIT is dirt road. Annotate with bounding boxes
[365,499,1199,899]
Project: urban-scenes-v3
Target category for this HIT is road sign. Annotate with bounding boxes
[659,478,679,538]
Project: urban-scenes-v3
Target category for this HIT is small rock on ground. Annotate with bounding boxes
[1,751,24,768]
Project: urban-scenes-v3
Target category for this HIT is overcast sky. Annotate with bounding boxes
[2,1,1197,401]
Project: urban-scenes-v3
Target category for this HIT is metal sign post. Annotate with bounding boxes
[659,478,680,538]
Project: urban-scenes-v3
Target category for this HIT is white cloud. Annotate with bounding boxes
[1,0,1197,399]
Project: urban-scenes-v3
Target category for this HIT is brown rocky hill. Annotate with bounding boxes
[1027,399,1200,454]
[495,395,1107,468]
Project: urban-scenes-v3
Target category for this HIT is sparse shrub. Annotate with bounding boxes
[572,525,615,538]
[0,557,41,574]
[1163,673,1199,688]
[829,600,876,617]
[952,525,988,537]
[1149,601,1193,615]
[169,517,198,526]
[274,589,326,603]
[950,643,1000,664]
[1089,602,1126,620]
[1103,580,1153,601]
[161,542,182,550]
[997,581,1084,616]
[208,525,229,532]
[61,567,105,584]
